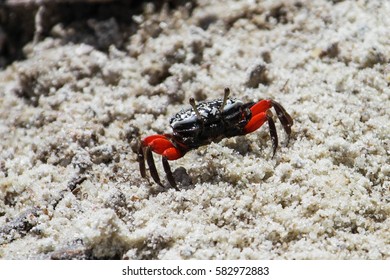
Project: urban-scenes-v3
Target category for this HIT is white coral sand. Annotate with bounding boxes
[0,0,389,259]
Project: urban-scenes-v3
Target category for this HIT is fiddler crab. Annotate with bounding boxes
[137,88,293,190]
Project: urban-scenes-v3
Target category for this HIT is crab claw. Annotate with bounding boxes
[143,135,183,160]
[243,100,272,134]
[138,134,183,190]
[243,99,293,157]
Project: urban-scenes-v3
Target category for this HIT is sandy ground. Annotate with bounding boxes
[0,0,389,259]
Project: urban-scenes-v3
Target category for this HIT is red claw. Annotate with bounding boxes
[243,100,272,134]
[249,99,272,115]
[144,136,172,154]
[163,147,183,160]
[142,135,183,160]
[143,135,168,145]
[244,112,267,134]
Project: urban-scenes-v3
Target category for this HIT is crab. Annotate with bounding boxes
[137,88,293,190]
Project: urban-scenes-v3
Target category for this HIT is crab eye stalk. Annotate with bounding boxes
[220,87,230,111]
[189,97,203,120]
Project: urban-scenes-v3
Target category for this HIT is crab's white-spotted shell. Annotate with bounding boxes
[170,98,243,128]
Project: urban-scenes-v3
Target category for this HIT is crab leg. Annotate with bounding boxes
[266,111,278,157]
[248,99,293,137]
[271,100,293,139]
[145,146,166,189]
[137,141,147,178]
[138,134,184,189]
[162,157,179,190]
[243,99,285,157]
[244,110,279,156]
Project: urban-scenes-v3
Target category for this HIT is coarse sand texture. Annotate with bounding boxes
[0,0,389,259]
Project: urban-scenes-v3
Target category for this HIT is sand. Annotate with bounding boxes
[0,0,389,259]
